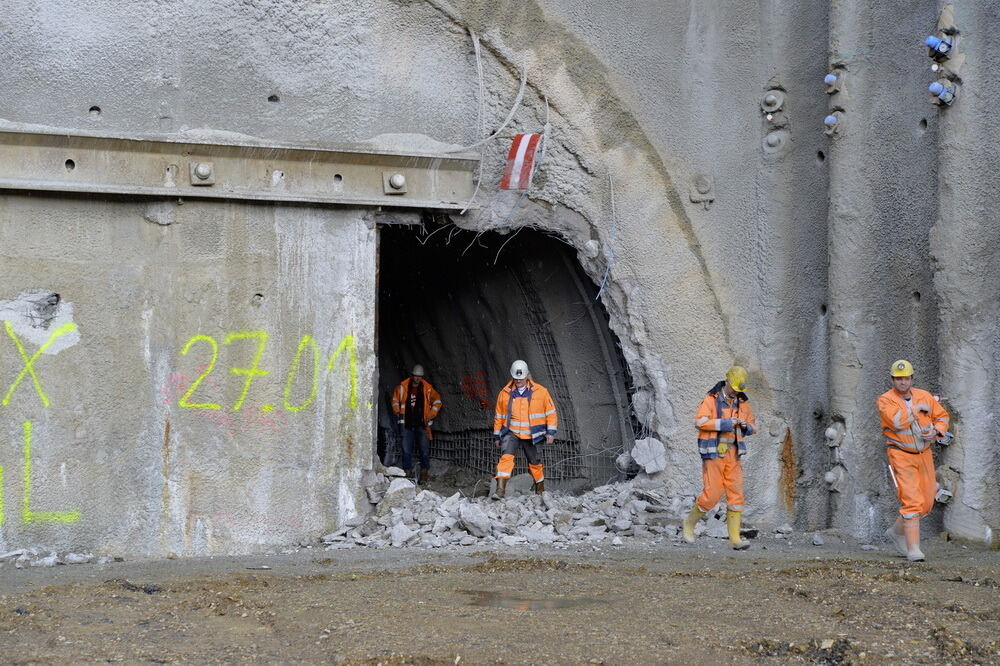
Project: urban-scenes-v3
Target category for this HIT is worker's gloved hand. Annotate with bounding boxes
[397,418,404,425]
[545,434,555,445]
[427,420,433,427]
[493,437,501,447]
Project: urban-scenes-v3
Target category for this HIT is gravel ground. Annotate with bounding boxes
[1,533,997,664]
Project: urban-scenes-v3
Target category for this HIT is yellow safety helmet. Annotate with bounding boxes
[726,365,748,392]
[890,359,914,377]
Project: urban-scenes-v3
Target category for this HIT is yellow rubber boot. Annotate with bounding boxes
[682,505,705,543]
[727,511,750,550]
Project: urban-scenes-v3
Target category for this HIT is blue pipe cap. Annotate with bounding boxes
[928,81,945,95]
[824,73,838,85]
[924,35,942,49]
[824,115,840,126]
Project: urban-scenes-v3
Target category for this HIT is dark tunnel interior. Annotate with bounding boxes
[376,223,635,488]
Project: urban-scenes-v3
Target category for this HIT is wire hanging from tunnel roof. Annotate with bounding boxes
[446,62,528,154]
[459,29,488,215]
[491,97,550,265]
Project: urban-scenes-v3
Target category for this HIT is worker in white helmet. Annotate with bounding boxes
[491,360,558,499]
[391,364,443,483]
[876,359,950,562]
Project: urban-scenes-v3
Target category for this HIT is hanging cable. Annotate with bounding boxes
[445,65,527,153]
[459,29,488,214]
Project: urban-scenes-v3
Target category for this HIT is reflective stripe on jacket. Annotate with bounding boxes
[695,380,756,460]
[876,387,949,453]
[492,379,558,443]
[391,378,443,424]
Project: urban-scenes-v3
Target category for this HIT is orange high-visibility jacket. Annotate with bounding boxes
[695,381,756,459]
[493,379,558,443]
[876,387,949,453]
[391,378,443,424]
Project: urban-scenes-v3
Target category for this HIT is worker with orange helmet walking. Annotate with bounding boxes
[491,360,558,499]
[876,359,950,562]
[682,366,757,550]
[391,364,443,483]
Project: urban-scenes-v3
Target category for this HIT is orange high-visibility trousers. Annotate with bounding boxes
[495,434,544,482]
[887,447,935,518]
[695,445,745,512]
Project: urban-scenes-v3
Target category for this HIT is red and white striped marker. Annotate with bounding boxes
[500,133,543,190]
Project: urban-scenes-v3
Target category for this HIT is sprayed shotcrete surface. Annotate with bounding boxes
[0,0,997,557]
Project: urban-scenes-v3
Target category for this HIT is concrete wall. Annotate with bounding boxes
[0,0,996,553]
[0,197,376,555]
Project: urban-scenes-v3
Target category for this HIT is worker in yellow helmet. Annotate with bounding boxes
[876,360,950,562]
[683,365,756,550]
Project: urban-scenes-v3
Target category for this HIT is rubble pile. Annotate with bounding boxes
[323,468,742,550]
[0,549,101,568]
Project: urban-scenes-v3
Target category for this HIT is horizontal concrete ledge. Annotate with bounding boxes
[0,128,480,210]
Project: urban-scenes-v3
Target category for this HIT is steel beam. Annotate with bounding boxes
[0,128,479,210]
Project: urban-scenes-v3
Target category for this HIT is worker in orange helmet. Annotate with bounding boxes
[876,359,950,562]
[491,360,558,499]
[683,365,756,550]
[391,364,443,483]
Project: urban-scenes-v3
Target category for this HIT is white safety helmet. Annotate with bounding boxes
[411,364,425,377]
[510,360,529,379]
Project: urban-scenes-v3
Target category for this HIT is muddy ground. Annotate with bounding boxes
[1,534,998,664]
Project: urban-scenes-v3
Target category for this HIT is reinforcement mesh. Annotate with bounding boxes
[381,426,584,480]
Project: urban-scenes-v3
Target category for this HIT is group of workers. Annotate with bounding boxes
[392,356,949,562]
[390,359,558,495]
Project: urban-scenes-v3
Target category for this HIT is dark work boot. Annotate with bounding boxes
[492,477,508,500]
[404,468,413,479]
[419,468,429,484]
[534,480,545,494]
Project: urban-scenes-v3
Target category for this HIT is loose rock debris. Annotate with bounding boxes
[322,476,766,551]
[0,549,105,568]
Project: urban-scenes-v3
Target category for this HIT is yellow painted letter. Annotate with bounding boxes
[225,331,269,411]
[2,321,77,408]
[283,334,320,412]
[326,335,358,409]
[22,421,81,524]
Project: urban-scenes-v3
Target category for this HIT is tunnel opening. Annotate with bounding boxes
[376,223,636,491]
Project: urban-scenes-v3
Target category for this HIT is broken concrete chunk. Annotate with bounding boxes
[30,552,59,567]
[459,502,492,538]
[390,523,417,547]
[376,478,417,516]
[812,533,825,546]
[631,437,667,474]
[611,519,633,533]
[383,466,406,477]
[776,523,794,534]
[321,526,352,543]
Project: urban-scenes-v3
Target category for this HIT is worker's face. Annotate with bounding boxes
[891,375,913,394]
[723,382,738,398]
[412,376,422,385]
[514,377,527,389]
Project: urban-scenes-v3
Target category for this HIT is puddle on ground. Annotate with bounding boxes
[459,590,602,610]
